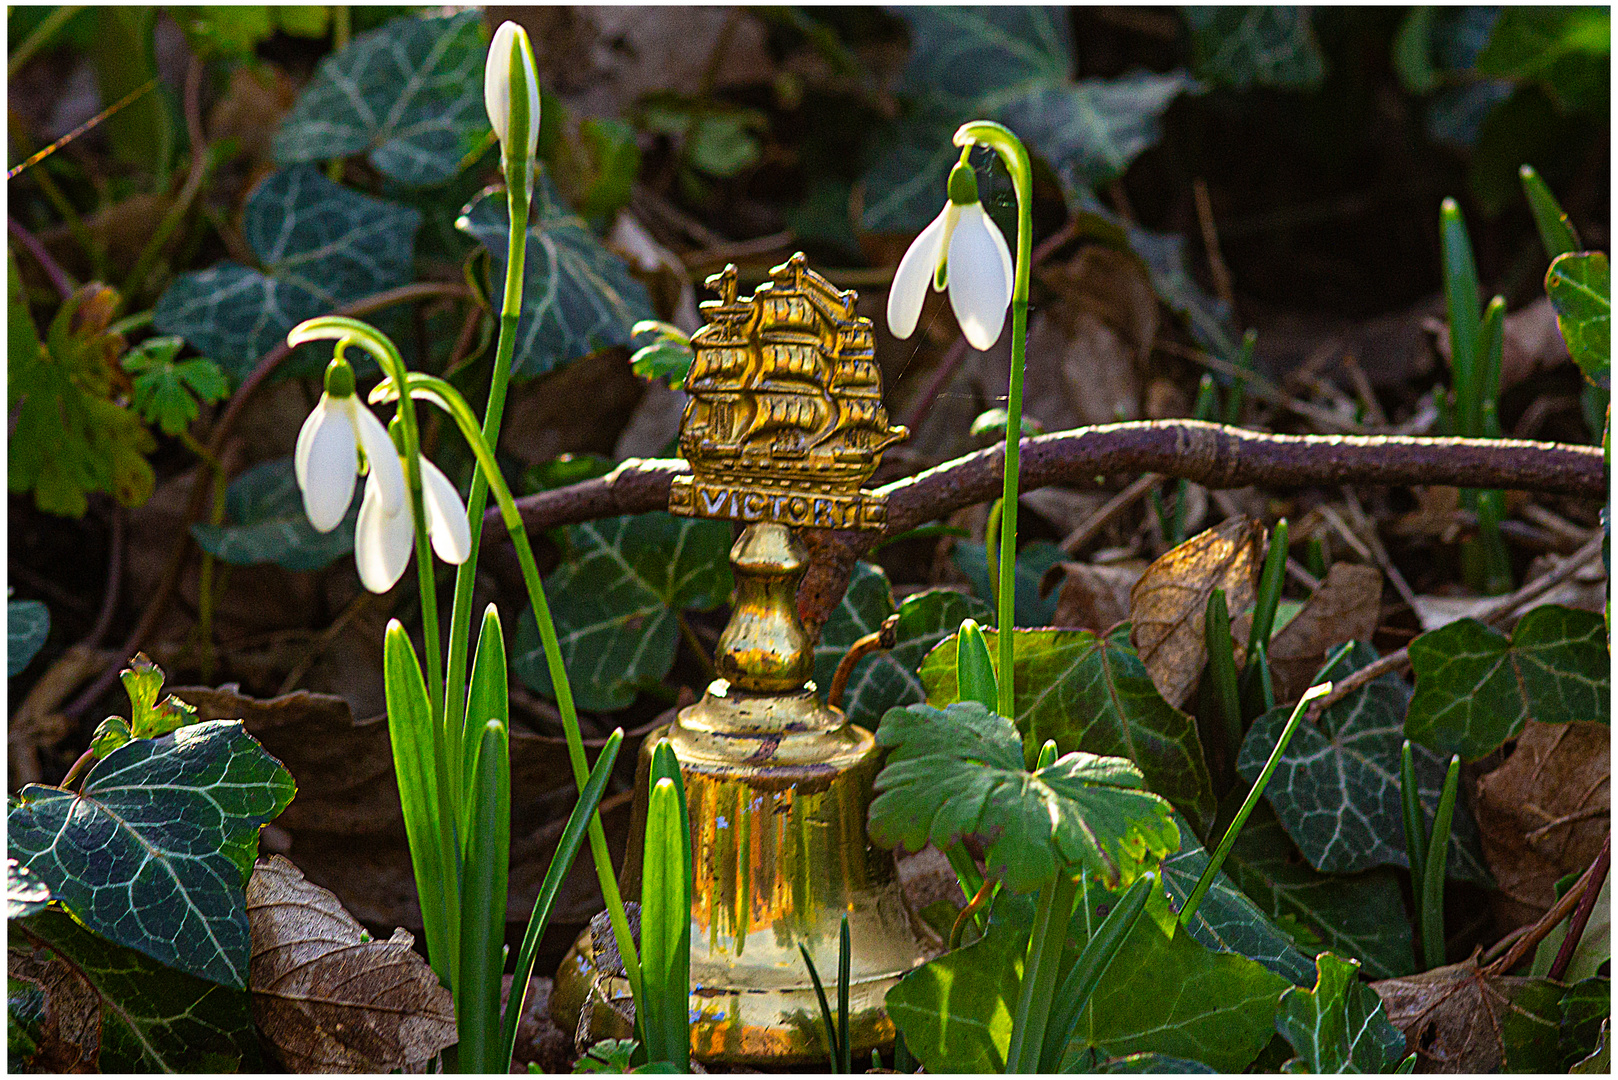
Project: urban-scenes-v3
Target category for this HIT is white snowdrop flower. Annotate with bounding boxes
[484,20,540,162]
[352,447,473,594]
[293,358,406,533]
[886,160,1014,351]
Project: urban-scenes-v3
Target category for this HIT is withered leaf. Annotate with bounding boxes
[1052,561,1143,634]
[1371,958,1564,1073]
[1268,563,1383,702]
[1475,720,1610,927]
[1129,516,1263,707]
[247,855,455,1072]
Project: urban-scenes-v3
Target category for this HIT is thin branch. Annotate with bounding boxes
[8,215,75,298]
[1486,833,1610,977]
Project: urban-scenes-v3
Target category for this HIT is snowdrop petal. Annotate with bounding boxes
[485,21,540,159]
[886,206,950,341]
[354,476,414,593]
[295,400,357,533]
[947,203,1013,351]
[420,457,472,565]
[348,401,408,518]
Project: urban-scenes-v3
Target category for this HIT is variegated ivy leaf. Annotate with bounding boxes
[513,512,732,712]
[811,561,991,727]
[1236,642,1490,882]
[191,457,359,573]
[1183,7,1326,92]
[272,10,490,187]
[457,173,655,379]
[1275,953,1405,1073]
[8,720,295,989]
[154,167,420,379]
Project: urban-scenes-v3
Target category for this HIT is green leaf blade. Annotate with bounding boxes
[1546,251,1610,389]
[1275,952,1405,1073]
[7,720,295,988]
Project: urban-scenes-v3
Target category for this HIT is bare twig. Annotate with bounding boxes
[1306,531,1606,713]
[1057,473,1161,555]
[8,215,75,298]
[1192,178,1235,316]
[1486,833,1610,977]
[1548,835,1609,981]
[1340,487,1421,613]
[827,613,899,711]
[82,505,124,650]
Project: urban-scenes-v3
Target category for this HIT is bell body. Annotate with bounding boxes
[550,525,936,1065]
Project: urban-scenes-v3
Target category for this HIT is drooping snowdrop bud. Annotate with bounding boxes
[484,20,540,165]
[886,159,1014,351]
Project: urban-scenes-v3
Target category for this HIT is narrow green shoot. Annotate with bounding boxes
[798,915,852,1073]
[1440,197,1483,440]
[1239,638,1276,723]
[1204,588,1243,769]
[1005,873,1079,1073]
[1181,680,1334,926]
[1223,329,1257,426]
[1399,740,1428,889]
[1519,164,1580,259]
[956,618,999,713]
[461,606,509,852]
[1039,872,1156,1073]
[501,728,623,1070]
[1305,537,1329,583]
[641,742,692,1071]
[1247,518,1289,654]
[1421,754,1463,970]
[984,496,1004,614]
[1468,297,1513,595]
[457,718,510,1073]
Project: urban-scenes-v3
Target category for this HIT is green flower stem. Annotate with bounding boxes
[955,120,1032,721]
[1421,754,1462,970]
[1006,873,1079,1074]
[444,137,533,807]
[1180,680,1333,927]
[1399,739,1428,893]
[375,371,645,1011]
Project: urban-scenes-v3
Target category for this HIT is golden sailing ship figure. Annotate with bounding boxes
[551,254,936,1066]
[670,252,908,531]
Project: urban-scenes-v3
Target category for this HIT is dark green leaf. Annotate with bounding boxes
[1571,1018,1610,1074]
[458,173,656,379]
[1558,977,1613,1071]
[629,342,696,391]
[7,599,49,676]
[1236,642,1489,882]
[1546,252,1610,389]
[9,908,260,1071]
[921,627,1217,838]
[1475,7,1610,112]
[513,512,732,712]
[191,457,360,572]
[273,11,490,187]
[122,336,229,436]
[1221,804,1415,980]
[155,168,421,378]
[1276,952,1405,1073]
[1158,813,1315,986]
[1405,604,1609,760]
[8,720,296,988]
[575,1037,640,1072]
[952,539,1066,628]
[811,561,991,727]
[1183,7,1325,91]
[7,859,50,920]
[1068,893,1291,1071]
[869,701,1179,892]
[1064,1047,1219,1072]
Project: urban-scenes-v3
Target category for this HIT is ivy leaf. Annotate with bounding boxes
[869,701,1179,892]
[861,8,1198,231]
[8,720,296,988]
[951,539,1065,628]
[1405,604,1610,761]
[1069,890,1292,1071]
[1158,813,1315,986]
[1276,953,1405,1073]
[921,626,1218,838]
[1237,642,1490,882]
[9,908,260,1071]
[1220,803,1415,980]
[8,598,49,676]
[1556,977,1613,1072]
[513,512,733,712]
[191,457,359,572]
[9,275,156,517]
[1183,7,1326,91]
[811,561,991,727]
[629,321,696,390]
[458,173,655,380]
[122,336,229,436]
[8,859,51,920]
[1547,252,1611,389]
[118,653,198,740]
[154,167,421,380]
[272,11,489,187]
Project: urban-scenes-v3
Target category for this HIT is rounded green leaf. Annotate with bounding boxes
[1547,251,1610,389]
[191,457,359,572]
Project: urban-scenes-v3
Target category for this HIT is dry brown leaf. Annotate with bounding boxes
[1268,563,1383,701]
[247,855,455,1072]
[1129,516,1263,707]
[1371,958,1562,1073]
[1052,561,1143,634]
[1475,720,1610,929]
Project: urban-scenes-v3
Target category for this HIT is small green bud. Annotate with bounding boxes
[323,357,356,398]
[947,160,980,206]
[388,415,408,456]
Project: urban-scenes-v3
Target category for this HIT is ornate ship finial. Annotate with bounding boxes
[670,254,907,531]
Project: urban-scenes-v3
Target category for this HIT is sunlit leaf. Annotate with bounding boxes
[1275,952,1405,1073]
[1546,252,1610,390]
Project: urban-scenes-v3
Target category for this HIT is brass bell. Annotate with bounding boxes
[550,256,935,1066]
